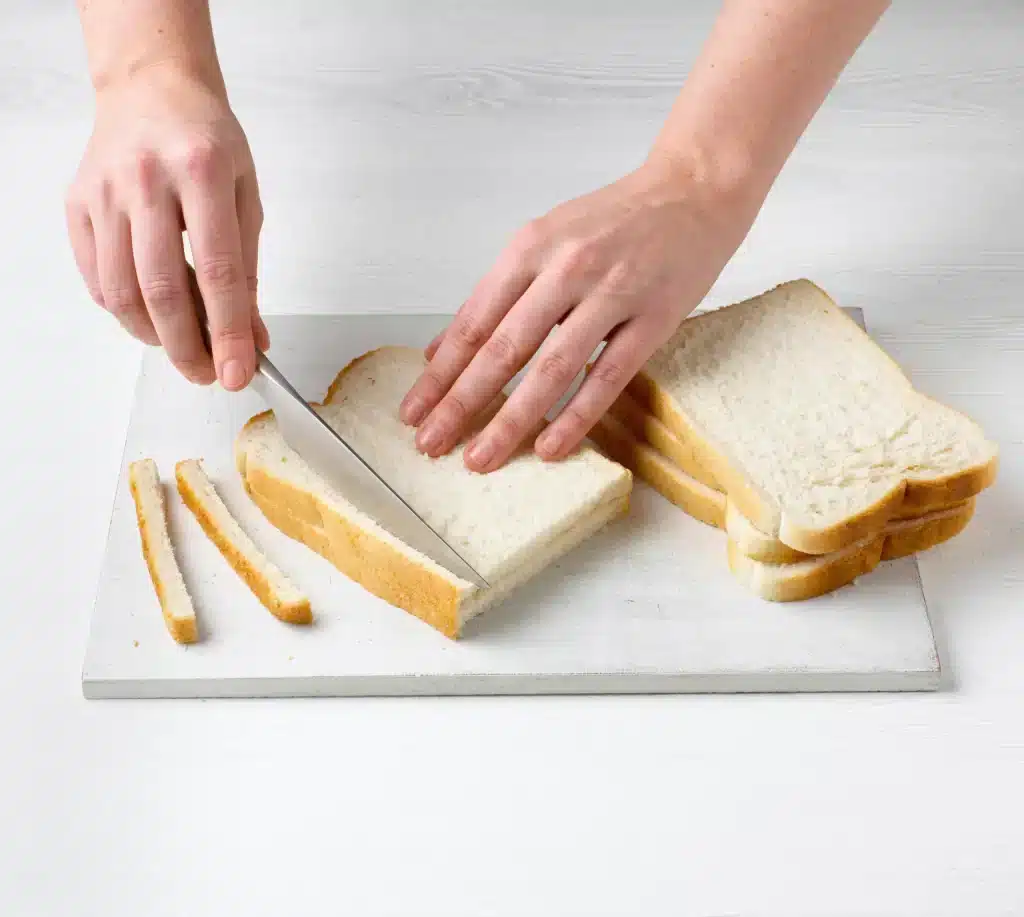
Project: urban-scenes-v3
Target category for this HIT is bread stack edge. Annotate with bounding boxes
[588,279,998,601]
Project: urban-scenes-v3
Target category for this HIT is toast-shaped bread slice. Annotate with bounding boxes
[589,415,976,600]
[627,280,998,554]
[235,346,633,638]
[607,387,974,560]
[128,459,198,644]
[176,459,312,625]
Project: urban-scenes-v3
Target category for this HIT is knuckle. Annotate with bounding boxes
[213,324,253,347]
[182,138,225,184]
[557,238,600,279]
[591,356,629,389]
[536,351,577,388]
[140,274,185,316]
[492,411,522,446]
[87,286,105,307]
[481,330,523,376]
[198,257,243,292]
[452,314,490,352]
[559,403,592,436]
[603,258,637,292]
[437,391,469,428]
[510,218,546,256]
[102,285,141,319]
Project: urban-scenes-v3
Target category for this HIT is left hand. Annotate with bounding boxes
[399,159,758,472]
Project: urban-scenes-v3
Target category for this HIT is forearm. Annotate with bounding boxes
[651,0,889,207]
[75,0,226,95]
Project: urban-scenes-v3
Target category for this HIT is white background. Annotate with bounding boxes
[2,2,1022,914]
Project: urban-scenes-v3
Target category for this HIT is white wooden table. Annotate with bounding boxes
[2,2,1022,914]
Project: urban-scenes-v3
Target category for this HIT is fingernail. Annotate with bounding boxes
[401,395,428,426]
[467,437,494,470]
[537,428,563,458]
[417,422,443,454]
[222,359,247,391]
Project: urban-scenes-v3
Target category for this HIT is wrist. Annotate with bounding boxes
[91,51,226,100]
[641,136,772,222]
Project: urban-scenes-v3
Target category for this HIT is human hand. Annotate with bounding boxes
[65,63,267,390]
[399,160,757,472]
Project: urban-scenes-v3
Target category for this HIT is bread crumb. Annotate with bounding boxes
[133,640,139,648]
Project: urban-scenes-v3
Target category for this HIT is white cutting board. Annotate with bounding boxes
[83,311,940,698]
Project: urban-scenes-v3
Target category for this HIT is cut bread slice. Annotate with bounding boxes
[176,459,312,625]
[588,412,726,529]
[128,459,198,644]
[727,499,975,601]
[627,279,998,554]
[235,346,633,638]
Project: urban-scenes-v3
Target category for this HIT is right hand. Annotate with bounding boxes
[65,63,268,390]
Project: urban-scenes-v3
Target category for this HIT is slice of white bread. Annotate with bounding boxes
[235,346,633,638]
[589,415,976,600]
[175,459,312,625]
[605,386,974,561]
[627,279,998,554]
[728,500,975,601]
[128,459,198,644]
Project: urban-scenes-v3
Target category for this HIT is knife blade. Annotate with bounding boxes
[184,263,489,589]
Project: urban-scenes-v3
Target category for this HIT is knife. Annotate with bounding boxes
[184,263,489,589]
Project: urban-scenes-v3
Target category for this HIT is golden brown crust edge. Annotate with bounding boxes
[727,535,886,602]
[175,459,312,626]
[237,443,465,640]
[128,460,198,645]
[726,498,976,602]
[588,415,725,530]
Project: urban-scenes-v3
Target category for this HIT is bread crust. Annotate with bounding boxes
[236,348,631,638]
[726,498,975,601]
[588,414,725,529]
[175,459,312,625]
[128,459,198,644]
[238,442,465,639]
[627,279,998,554]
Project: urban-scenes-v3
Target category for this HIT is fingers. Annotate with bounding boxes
[236,172,269,352]
[463,294,628,473]
[424,329,445,362]
[399,252,536,427]
[65,199,104,307]
[93,208,160,346]
[535,318,654,461]
[179,143,255,391]
[130,187,215,383]
[414,269,573,457]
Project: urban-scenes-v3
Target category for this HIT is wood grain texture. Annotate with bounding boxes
[1,2,1023,915]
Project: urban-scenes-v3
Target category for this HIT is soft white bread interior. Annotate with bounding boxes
[128,459,198,644]
[235,346,633,638]
[628,279,998,554]
[175,459,312,625]
[588,412,976,600]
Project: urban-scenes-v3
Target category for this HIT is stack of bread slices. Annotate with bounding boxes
[588,279,999,601]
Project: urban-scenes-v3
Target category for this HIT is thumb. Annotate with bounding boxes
[237,171,269,351]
